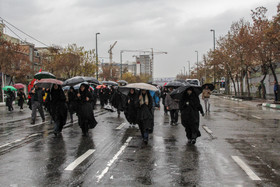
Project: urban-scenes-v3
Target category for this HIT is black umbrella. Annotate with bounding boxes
[83,77,100,85]
[102,81,118,86]
[34,71,56,80]
[170,83,202,100]
[165,81,185,88]
[63,76,85,86]
[117,80,128,86]
[202,83,215,91]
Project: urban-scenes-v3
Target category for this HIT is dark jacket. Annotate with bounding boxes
[67,87,77,113]
[6,90,15,106]
[17,91,26,106]
[136,91,153,130]
[29,87,45,104]
[165,93,179,110]
[111,90,126,111]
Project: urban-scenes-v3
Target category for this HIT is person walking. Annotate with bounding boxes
[49,84,68,136]
[161,87,169,115]
[125,88,138,125]
[165,87,179,126]
[29,85,45,124]
[180,87,204,145]
[202,85,211,112]
[111,87,126,117]
[274,81,279,102]
[6,88,15,111]
[17,89,26,110]
[67,86,77,123]
[136,90,153,144]
[77,83,97,137]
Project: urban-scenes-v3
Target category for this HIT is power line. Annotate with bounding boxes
[0,17,49,47]
[4,24,24,41]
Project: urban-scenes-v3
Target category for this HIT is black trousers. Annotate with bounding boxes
[170,109,178,123]
[275,91,278,101]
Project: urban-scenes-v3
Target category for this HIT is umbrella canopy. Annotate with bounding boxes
[102,81,118,86]
[35,79,63,89]
[63,76,99,86]
[73,82,88,90]
[13,83,25,89]
[124,83,158,91]
[2,86,17,91]
[170,83,202,100]
[62,86,70,91]
[34,71,56,80]
[96,85,106,89]
[202,83,215,91]
[165,81,185,88]
[117,80,128,86]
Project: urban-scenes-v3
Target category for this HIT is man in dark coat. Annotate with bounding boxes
[136,90,154,144]
[29,85,45,124]
[6,88,15,111]
[165,87,179,126]
[274,81,279,102]
[67,86,77,123]
[179,87,204,145]
[125,88,138,125]
[77,83,98,136]
[50,84,68,136]
[17,89,26,110]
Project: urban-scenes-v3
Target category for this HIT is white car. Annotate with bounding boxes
[186,79,201,86]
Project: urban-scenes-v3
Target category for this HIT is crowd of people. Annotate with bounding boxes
[4,82,212,145]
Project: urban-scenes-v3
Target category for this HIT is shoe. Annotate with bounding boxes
[174,122,178,126]
[54,131,58,137]
[187,139,192,144]
[31,121,35,125]
[191,139,196,144]
[42,119,45,122]
[143,132,149,144]
[70,120,73,123]
[170,122,174,126]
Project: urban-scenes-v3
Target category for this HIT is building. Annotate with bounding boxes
[136,55,151,75]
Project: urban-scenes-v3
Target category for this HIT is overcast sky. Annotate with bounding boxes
[0,0,278,78]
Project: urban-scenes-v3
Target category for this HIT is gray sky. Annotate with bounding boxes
[0,0,278,78]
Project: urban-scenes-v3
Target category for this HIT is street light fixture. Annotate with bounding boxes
[95,32,100,80]
[120,50,124,79]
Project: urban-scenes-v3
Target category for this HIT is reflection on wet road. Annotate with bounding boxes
[0,96,279,186]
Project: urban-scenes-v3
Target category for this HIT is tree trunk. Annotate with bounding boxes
[269,61,280,101]
[236,75,240,96]
[230,75,237,96]
[245,67,250,97]
[260,73,267,99]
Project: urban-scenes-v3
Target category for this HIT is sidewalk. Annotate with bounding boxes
[221,95,280,109]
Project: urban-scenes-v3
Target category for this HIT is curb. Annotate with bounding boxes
[223,96,243,102]
[262,103,280,109]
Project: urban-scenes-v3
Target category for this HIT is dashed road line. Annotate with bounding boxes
[202,125,215,139]
[116,123,126,130]
[96,136,133,183]
[231,156,261,181]
[65,149,95,171]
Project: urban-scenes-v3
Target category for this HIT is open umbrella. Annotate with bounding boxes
[2,86,17,91]
[170,83,202,100]
[83,77,100,85]
[202,83,215,91]
[117,80,128,86]
[35,79,63,89]
[63,76,99,86]
[96,85,106,89]
[34,71,56,80]
[102,81,118,86]
[124,83,158,91]
[13,83,25,89]
[164,81,185,88]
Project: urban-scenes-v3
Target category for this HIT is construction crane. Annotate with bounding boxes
[108,41,117,63]
[120,48,167,79]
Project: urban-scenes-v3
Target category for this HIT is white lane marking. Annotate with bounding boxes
[252,115,262,120]
[0,133,40,149]
[202,125,213,134]
[231,156,261,181]
[116,123,126,130]
[96,137,132,183]
[65,149,95,171]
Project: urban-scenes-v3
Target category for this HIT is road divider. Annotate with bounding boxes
[231,156,261,181]
[65,149,95,171]
[96,136,133,183]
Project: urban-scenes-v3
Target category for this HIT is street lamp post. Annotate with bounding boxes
[95,32,100,80]
[183,66,186,76]
[120,50,123,79]
[188,60,190,78]
[210,29,216,85]
[195,50,198,76]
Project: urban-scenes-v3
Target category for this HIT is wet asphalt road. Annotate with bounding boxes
[0,96,279,187]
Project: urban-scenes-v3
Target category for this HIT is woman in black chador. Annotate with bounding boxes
[67,86,77,123]
[6,88,15,111]
[125,88,138,125]
[77,83,97,137]
[180,87,204,144]
[17,89,26,110]
[136,90,153,144]
[50,84,68,136]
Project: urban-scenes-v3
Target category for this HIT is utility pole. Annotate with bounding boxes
[120,50,123,79]
[188,60,190,78]
[151,48,154,81]
[210,29,216,85]
[183,66,186,76]
[195,51,198,77]
[108,41,117,64]
[95,32,100,80]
